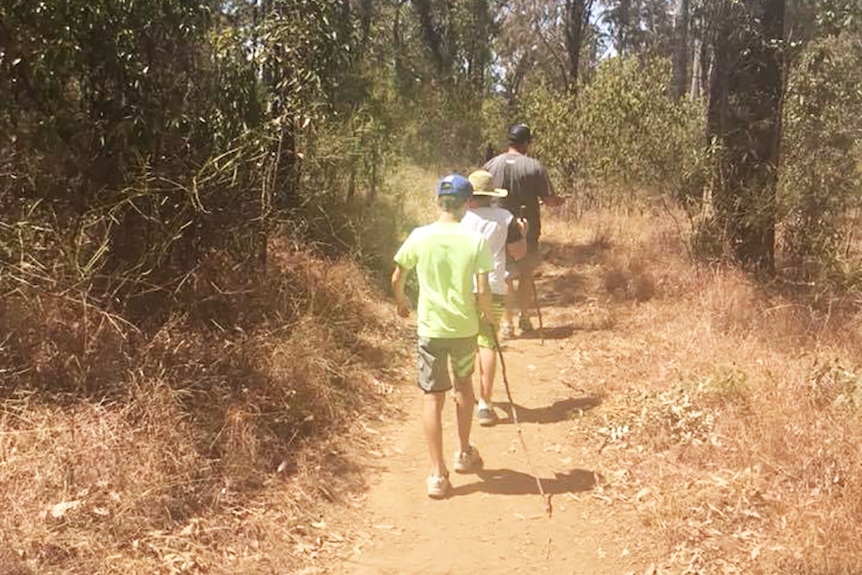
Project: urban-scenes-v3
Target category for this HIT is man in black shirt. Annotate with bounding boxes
[483,124,564,336]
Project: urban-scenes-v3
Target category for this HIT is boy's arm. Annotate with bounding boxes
[476,272,494,326]
[391,265,411,318]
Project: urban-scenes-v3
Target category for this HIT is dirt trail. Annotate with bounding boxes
[337,235,651,575]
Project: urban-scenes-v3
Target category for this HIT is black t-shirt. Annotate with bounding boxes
[483,152,554,243]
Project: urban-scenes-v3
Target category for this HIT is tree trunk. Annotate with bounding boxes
[272,115,300,210]
[689,35,701,99]
[358,0,373,47]
[707,0,785,273]
[411,0,451,78]
[616,0,632,56]
[670,0,690,99]
[564,0,592,94]
[468,0,491,91]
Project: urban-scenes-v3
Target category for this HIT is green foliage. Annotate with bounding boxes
[398,84,485,166]
[779,32,862,282]
[516,57,704,206]
[0,0,370,327]
[350,0,492,167]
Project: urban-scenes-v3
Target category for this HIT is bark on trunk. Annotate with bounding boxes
[707,0,785,273]
[671,0,690,99]
[564,0,592,94]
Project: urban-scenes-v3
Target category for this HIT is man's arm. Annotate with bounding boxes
[476,272,494,326]
[537,164,565,207]
[541,195,565,207]
[507,238,527,261]
[506,217,528,261]
[391,265,410,318]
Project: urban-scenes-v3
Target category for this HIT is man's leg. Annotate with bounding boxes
[502,281,516,338]
[422,391,447,476]
[517,242,540,332]
[516,272,533,321]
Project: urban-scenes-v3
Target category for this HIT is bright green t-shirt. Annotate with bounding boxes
[394,221,494,338]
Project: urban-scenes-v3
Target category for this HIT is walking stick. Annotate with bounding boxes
[490,328,552,518]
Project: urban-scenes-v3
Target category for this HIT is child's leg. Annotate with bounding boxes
[422,392,447,476]
[450,337,478,453]
[477,346,496,404]
[417,337,452,476]
[453,375,476,454]
[476,295,503,405]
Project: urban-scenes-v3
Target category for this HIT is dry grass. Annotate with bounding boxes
[0,232,409,574]
[543,208,862,574]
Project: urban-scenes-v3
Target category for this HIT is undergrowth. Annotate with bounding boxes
[544,209,862,574]
[0,174,419,573]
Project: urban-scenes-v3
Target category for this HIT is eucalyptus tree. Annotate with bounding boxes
[705,0,786,272]
[494,0,598,102]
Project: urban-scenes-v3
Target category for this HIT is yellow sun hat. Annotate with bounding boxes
[467,170,508,198]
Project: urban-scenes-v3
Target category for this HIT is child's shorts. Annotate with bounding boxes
[417,336,477,393]
[477,294,506,349]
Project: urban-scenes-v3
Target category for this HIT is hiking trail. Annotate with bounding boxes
[334,224,652,575]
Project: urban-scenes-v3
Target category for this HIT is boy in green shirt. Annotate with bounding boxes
[392,174,495,499]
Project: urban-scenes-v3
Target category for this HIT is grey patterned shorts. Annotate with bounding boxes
[417,336,477,393]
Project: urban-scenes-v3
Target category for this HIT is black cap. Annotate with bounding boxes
[507,124,532,145]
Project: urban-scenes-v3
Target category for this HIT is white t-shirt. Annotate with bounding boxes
[461,206,515,295]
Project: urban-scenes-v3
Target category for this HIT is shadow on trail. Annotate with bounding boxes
[496,396,601,424]
[516,324,577,340]
[453,468,596,497]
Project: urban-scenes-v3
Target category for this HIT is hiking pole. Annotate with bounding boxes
[490,327,552,519]
[530,275,544,345]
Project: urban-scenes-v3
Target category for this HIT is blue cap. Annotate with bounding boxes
[436,174,473,199]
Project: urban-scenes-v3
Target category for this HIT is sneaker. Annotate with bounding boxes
[518,315,535,334]
[426,472,451,499]
[501,323,515,339]
[478,406,498,427]
[453,446,483,474]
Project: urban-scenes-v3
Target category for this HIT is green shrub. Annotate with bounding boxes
[779,33,862,284]
[516,57,705,210]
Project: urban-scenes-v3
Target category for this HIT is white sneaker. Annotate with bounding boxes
[453,445,483,474]
[426,473,452,499]
[478,406,499,427]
